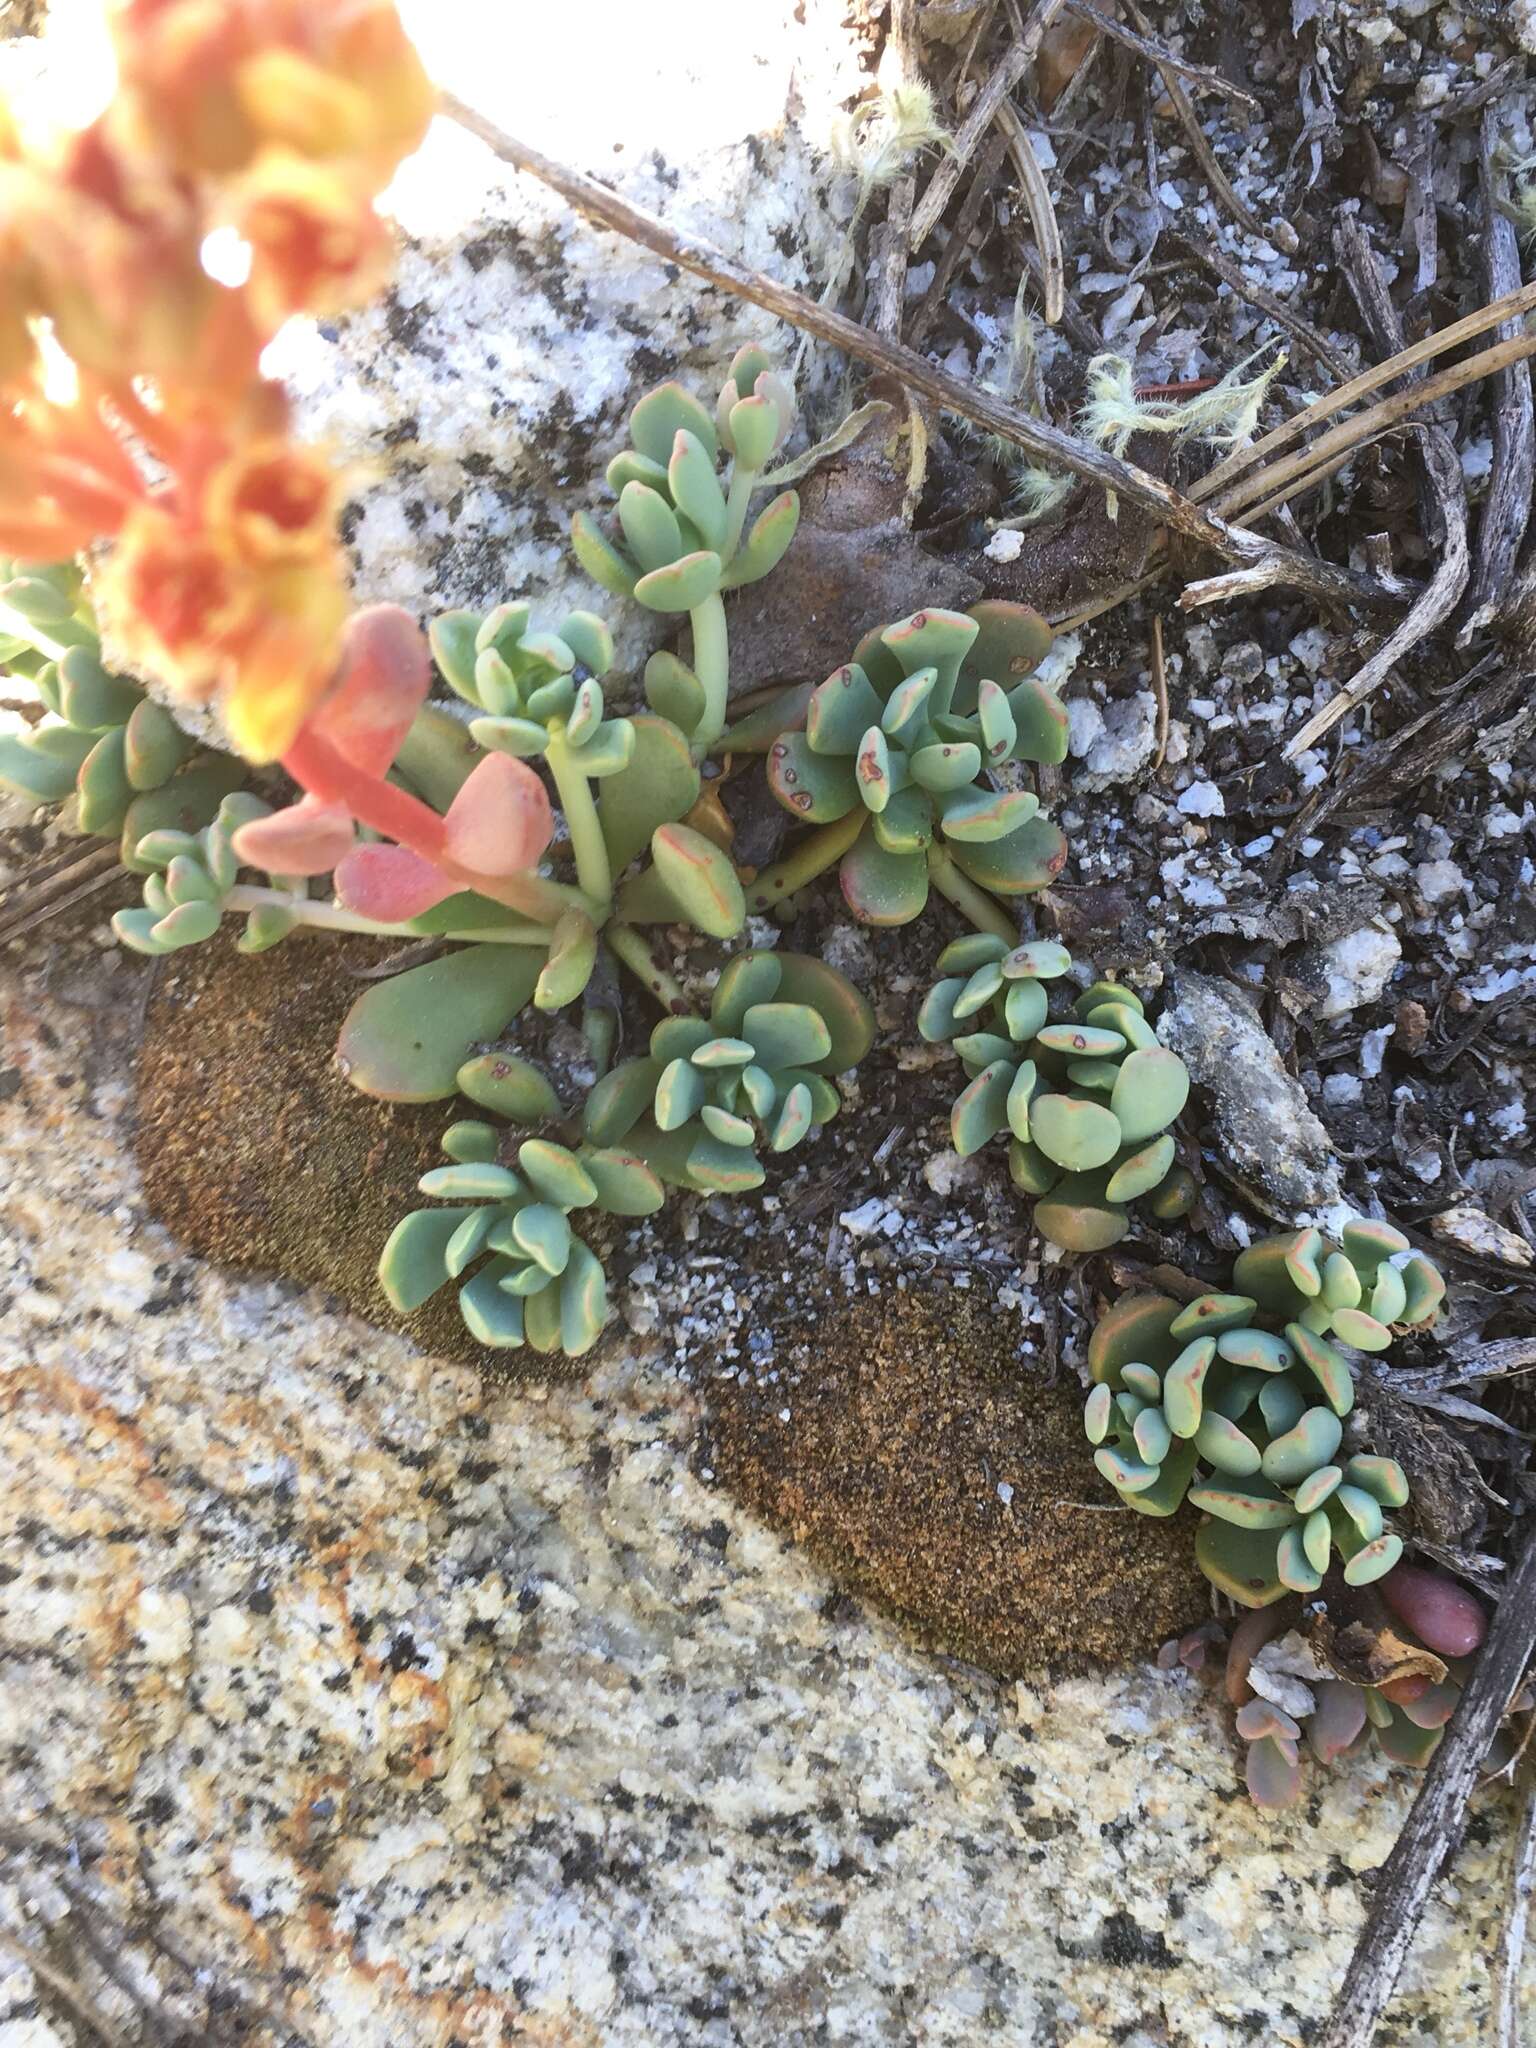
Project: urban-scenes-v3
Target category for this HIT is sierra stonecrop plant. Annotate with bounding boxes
[380,1126,665,1354]
[920,935,1194,1250]
[374,947,872,1354]
[1165,1560,1498,1809]
[734,601,1068,930]
[1085,1223,1449,1606]
[112,793,296,957]
[582,950,874,1196]
[0,560,246,865]
[571,345,799,763]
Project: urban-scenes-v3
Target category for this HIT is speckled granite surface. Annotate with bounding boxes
[0,937,1525,2048]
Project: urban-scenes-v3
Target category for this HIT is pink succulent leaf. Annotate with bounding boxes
[1397,1680,1461,1732]
[1245,1734,1303,1809]
[442,752,554,878]
[1235,1698,1301,1744]
[231,795,355,876]
[1308,1680,1368,1765]
[333,843,459,922]
[1379,1564,1487,1658]
[307,604,433,777]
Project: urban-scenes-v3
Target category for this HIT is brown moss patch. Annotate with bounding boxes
[133,931,581,1379]
[703,1289,1209,1676]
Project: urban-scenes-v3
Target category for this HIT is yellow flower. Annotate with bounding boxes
[110,0,434,185]
[224,562,350,762]
[108,0,255,177]
[204,437,344,565]
[6,125,216,383]
[100,498,351,762]
[235,45,410,170]
[226,147,391,329]
[97,502,251,696]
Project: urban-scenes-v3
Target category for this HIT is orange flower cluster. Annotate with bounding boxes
[0,0,434,759]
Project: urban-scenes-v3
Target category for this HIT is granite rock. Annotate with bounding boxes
[0,923,1527,2047]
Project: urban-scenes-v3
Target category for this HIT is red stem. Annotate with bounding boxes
[1134,377,1221,399]
[282,726,573,925]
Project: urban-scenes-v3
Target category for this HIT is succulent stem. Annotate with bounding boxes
[721,464,758,563]
[925,841,1018,943]
[743,808,865,913]
[220,885,556,944]
[688,592,730,755]
[605,920,693,1013]
[544,729,613,908]
[285,725,599,927]
[581,993,618,1077]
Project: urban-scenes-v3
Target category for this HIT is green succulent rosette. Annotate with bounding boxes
[427,600,634,779]
[581,949,873,1195]
[379,1125,666,1355]
[761,602,1069,925]
[920,933,1194,1250]
[1084,1224,1449,1605]
[111,792,299,957]
[570,345,799,757]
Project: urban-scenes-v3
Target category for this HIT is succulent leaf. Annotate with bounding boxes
[839,832,929,925]
[634,550,724,614]
[598,714,702,873]
[337,945,544,1103]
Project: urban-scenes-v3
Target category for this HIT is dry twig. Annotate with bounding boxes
[1149,613,1168,772]
[1281,431,1469,759]
[994,99,1063,326]
[1062,0,1258,107]
[1214,329,1536,530]
[907,127,1010,349]
[870,174,916,341]
[1199,277,1536,504]
[907,0,1069,249]
[446,103,1405,617]
[1171,231,1350,380]
[1494,1761,1536,2048]
[1334,208,1460,515]
[1124,0,1289,253]
[1319,1522,1536,2048]
[0,841,125,947]
[1462,108,1535,637]
[1272,219,1472,764]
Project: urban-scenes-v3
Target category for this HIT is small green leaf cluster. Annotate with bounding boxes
[0,560,244,863]
[921,934,1193,1250]
[1085,1224,1449,1606]
[571,346,799,759]
[572,347,797,610]
[428,601,632,775]
[380,1125,665,1355]
[111,793,292,955]
[760,602,1068,924]
[581,950,874,1196]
